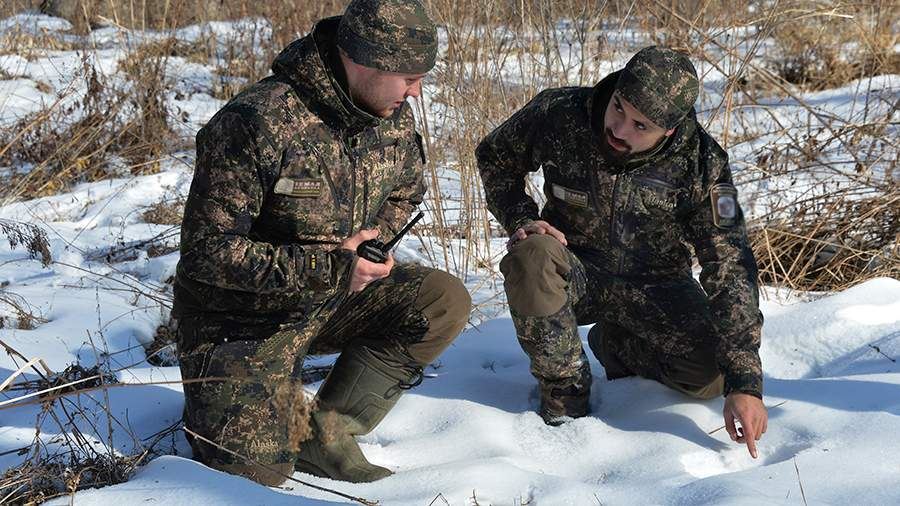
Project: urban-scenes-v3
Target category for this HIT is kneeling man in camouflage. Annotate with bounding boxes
[174,0,470,485]
[477,46,767,458]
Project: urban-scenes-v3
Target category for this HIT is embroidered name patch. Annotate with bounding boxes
[640,188,676,211]
[249,438,279,454]
[710,183,738,228]
[274,177,323,198]
[551,183,589,208]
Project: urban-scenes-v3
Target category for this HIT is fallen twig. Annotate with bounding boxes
[793,456,809,506]
[428,492,450,506]
[0,377,229,411]
[0,357,54,393]
[868,344,897,363]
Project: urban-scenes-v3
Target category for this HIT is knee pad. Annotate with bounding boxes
[416,269,471,336]
[500,235,571,316]
[406,270,471,364]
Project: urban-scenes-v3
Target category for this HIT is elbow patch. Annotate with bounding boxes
[710,183,738,229]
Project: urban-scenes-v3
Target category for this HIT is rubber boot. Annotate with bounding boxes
[294,344,422,483]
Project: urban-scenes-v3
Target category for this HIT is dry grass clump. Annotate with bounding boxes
[0,25,81,59]
[0,290,48,330]
[0,218,52,266]
[0,340,180,504]
[767,1,899,91]
[750,184,899,292]
[116,39,177,163]
[1,454,137,504]
[31,1,227,34]
[0,219,51,327]
[745,108,899,291]
[141,197,184,226]
[0,42,178,200]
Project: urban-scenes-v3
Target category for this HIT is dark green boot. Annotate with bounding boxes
[294,344,422,483]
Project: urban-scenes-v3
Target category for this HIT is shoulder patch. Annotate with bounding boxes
[710,183,738,228]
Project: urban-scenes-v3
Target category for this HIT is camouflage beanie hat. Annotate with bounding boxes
[337,0,438,74]
[614,46,699,130]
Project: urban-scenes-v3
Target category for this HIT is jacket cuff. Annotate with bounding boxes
[723,371,763,399]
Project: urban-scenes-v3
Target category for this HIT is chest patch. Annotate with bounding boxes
[551,183,589,208]
[639,187,676,211]
[274,177,323,198]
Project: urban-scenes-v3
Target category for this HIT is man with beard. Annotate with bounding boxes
[175,0,470,486]
[477,46,767,458]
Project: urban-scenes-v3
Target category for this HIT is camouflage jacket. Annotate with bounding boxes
[477,72,764,397]
[173,17,426,324]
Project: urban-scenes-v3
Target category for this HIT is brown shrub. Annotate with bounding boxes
[0,41,179,199]
[768,1,899,91]
[141,198,184,226]
[750,186,900,291]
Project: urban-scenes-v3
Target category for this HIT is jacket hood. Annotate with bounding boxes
[272,16,384,134]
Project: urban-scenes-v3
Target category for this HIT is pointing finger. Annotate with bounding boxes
[740,418,758,458]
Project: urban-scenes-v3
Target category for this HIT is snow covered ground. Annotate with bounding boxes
[1,12,899,506]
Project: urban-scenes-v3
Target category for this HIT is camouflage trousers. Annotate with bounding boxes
[500,234,723,399]
[177,264,470,478]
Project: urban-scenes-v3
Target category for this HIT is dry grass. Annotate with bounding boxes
[0,43,179,200]
[0,218,52,266]
[751,185,899,291]
[0,290,48,330]
[141,197,185,226]
[12,0,900,289]
[0,2,897,287]
[767,1,899,91]
[0,338,177,504]
[0,2,896,289]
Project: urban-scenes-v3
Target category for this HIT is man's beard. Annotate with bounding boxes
[599,128,633,163]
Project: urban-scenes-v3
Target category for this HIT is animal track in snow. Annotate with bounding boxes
[680,441,813,478]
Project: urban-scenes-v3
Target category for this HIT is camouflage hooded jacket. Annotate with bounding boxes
[477,72,764,397]
[173,17,426,323]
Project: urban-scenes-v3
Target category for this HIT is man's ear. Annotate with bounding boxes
[664,127,676,137]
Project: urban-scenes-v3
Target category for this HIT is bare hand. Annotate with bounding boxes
[507,220,568,251]
[723,392,768,458]
[341,229,394,292]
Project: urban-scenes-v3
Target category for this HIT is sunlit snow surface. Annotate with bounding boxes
[1,12,898,506]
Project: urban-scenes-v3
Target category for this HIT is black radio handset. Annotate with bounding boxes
[356,211,425,263]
